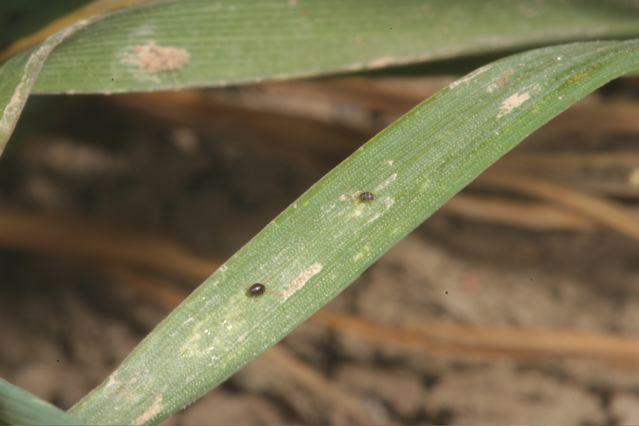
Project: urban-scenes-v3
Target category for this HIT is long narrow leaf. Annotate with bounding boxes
[3,0,639,154]
[0,18,92,155]
[70,39,639,424]
[30,0,639,94]
[0,378,84,425]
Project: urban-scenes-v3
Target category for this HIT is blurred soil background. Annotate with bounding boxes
[2,4,639,423]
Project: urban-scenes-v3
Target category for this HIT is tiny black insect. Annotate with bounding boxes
[358,191,375,203]
[247,283,266,297]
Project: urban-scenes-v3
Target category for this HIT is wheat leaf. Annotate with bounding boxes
[69,39,639,424]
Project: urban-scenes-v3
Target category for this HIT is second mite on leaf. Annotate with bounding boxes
[358,191,375,203]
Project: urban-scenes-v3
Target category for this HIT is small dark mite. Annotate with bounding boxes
[247,283,266,297]
[358,191,375,203]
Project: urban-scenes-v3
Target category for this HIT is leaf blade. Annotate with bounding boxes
[3,0,639,154]
[0,18,92,156]
[32,0,639,94]
[0,378,84,426]
[70,39,639,424]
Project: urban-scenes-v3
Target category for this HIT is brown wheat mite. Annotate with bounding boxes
[247,283,266,297]
[358,191,375,202]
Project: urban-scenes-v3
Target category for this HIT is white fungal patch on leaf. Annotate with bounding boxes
[133,395,163,425]
[122,42,191,73]
[375,173,397,192]
[382,196,395,209]
[498,91,530,117]
[282,263,323,300]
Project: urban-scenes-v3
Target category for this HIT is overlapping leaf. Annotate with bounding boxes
[3,0,639,154]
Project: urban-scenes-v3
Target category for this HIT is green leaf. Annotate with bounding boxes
[0,378,84,425]
[3,0,639,154]
[70,39,639,424]
[30,0,639,94]
[0,18,91,155]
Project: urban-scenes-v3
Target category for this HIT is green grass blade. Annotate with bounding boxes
[0,18,91,156]
[31,0,639,94]
[70,39,639,425]
[0,378,84,425]
[2,0,639,155]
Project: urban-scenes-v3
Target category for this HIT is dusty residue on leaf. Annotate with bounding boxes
[122,42,190,73]
[498,91,530,117]
[133,395,163,425]
[282,263,323,300]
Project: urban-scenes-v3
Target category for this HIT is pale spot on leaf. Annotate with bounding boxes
[498,91,530,117]
[123,42,190,73]
[133,395,163,425]
[282,263,323,300]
